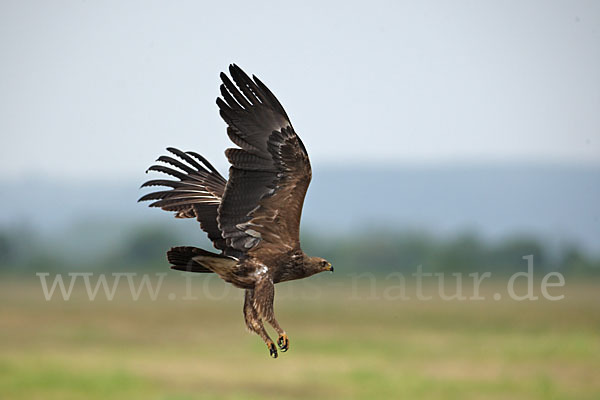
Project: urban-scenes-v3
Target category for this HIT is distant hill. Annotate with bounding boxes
[1,163,599,255]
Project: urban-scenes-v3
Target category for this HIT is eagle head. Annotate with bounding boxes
[305,256,333,276]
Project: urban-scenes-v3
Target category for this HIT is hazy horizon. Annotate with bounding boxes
[1,163,598,256]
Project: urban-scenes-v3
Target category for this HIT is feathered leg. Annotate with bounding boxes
[252,277,289,354]
[243,289,277,358]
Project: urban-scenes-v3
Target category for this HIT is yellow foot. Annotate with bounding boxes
[267,341,278,358]
[277,334,290,352]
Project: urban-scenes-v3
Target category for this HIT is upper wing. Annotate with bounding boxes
[216,64,312,255]
[138,147,230,253]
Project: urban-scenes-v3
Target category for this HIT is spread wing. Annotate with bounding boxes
[216,64,312,255]
[138,147,230,253]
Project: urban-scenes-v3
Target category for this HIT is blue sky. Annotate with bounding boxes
[1,0,599,179]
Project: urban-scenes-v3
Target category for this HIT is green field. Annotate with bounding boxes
[1,275,599,399]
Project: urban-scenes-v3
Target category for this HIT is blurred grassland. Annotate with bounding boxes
[1,276,599,400]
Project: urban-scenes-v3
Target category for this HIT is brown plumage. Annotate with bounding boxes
[139,64,332,358]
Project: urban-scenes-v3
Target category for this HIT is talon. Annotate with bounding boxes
[268,342,278,358]
[277,334,289,352]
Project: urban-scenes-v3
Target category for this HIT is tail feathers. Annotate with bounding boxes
[167,246,215,273]
[167,246,237,274]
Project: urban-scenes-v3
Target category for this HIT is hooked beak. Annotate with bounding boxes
[326,263,334,272]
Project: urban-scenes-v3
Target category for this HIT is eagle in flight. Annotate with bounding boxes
[139,65,333,358]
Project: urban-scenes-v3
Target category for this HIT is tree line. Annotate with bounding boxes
[1,224,598,277]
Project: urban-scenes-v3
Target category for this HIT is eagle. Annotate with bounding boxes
[139,64,333,358]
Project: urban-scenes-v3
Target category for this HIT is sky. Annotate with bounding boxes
[1,0,599,180]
